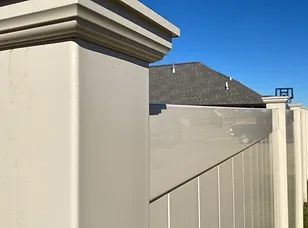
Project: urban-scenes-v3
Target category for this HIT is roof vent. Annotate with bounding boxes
[172,63,176,74]
[225,81,230,91]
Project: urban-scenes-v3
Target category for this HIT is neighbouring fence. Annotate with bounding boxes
[287,110,296,228]
[149,103,307,228]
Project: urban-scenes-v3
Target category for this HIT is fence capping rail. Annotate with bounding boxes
[262,96,289,104]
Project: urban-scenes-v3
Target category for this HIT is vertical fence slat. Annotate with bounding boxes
[252,144,260,228]
[244,148,254,228]
[219,159,234,228]
[150,196,169,228]
[233,154,245,228]
[200,167,220,228]
[170,179,199,228]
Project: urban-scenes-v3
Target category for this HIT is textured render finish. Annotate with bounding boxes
[150,105,272,200]
[149,138,274,228]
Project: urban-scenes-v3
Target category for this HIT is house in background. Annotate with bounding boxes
[149,62,265,110]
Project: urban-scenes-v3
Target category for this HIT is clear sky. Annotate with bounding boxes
[140,0,308,105]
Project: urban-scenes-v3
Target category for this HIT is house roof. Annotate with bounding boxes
[149,62,265,107]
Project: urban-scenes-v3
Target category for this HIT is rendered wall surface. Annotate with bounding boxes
[0,0,179,227]
[0,42,75,228]
[78,43,149,228]
[0,40,150,228]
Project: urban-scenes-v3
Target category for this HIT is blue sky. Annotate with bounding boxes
[140,0,308,105]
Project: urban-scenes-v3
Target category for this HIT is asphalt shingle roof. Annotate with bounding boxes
[149,62,264,107]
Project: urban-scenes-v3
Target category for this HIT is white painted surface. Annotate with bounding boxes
[150,105,272,200]
[301,109,308,202]
[150,138,274,228]
[262,96,289,228]
[0,42,76,228]
[0,0,179,227]
[78,44,149,228]
[290,104,304,228]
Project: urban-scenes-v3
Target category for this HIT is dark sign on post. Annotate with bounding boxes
[275,88,294,100]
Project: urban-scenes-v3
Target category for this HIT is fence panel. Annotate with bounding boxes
[150,105,274,228]
[150,137,273,228]
[150,105,272,200]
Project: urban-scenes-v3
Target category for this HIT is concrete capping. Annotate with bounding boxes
[115,0,180,37]
[0,0,179,62]
[262,96,289,104]
[289,103,303,109]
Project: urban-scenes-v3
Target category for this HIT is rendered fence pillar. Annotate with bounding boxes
[301,108,308,202]
[290,104,304,228]
[262,96,289,228]
[0,1,179,228]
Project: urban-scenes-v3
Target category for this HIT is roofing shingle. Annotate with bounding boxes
[149,62,264,107]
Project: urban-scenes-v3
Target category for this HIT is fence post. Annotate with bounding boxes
[306,108,308,197]
[262,96,289,228]
[306,108,308,192]
[0,1,179,228]
[301,108,308,203]
[290,104,304,228]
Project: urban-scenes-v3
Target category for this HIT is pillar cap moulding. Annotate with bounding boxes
[289,103,302,109]
[262,96,289,104]
[0,0,180,63]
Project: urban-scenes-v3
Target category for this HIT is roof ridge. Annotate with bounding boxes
[150,62,201,68]
[150,62,231,78]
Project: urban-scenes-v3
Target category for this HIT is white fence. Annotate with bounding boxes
[150,103,307,228]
